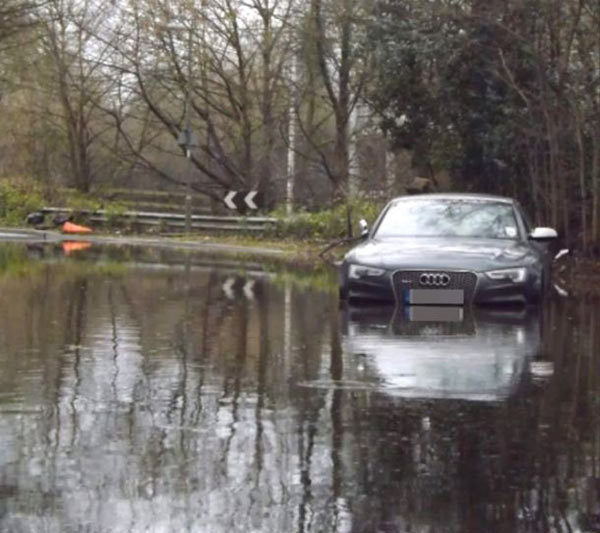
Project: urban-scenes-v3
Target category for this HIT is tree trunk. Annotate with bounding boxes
[575,108,587,252]
[592,127,600,247]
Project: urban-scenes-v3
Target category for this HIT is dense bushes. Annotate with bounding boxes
[0,180,131,228]
[272,197,385,241]
[370,0,600,253]
[0,179,44,225]
[0,179,385,243]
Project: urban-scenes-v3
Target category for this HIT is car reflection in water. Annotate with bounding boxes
[342,304,542,402]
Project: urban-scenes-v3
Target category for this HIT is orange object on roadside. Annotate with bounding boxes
[62,221,92,234]
[62,241,92,255]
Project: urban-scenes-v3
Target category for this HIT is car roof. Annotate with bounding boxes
[391,193,515,204]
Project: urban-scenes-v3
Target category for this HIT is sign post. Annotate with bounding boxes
[177,128,195,233]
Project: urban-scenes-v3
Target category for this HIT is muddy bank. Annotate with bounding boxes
[2,227,600,298]
[555,257,600,297]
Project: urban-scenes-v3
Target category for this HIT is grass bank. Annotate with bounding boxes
[0,179,382,259]
[3,179,599,297]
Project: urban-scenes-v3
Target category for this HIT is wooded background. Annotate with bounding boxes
[1,0,599,251]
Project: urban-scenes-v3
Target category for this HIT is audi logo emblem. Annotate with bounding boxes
[419,273,451,287]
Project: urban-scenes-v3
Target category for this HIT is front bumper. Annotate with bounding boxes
[343,267,543,306]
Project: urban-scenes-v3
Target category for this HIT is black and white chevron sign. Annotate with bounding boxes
[222,277,258,300]
[223,190,262,212]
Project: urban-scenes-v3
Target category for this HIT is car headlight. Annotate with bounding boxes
[485,267,527,283]
[348,264,386,279]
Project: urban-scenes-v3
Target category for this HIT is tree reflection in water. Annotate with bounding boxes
[0,243,597,532]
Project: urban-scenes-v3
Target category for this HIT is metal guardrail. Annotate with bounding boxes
[41,207,277,232]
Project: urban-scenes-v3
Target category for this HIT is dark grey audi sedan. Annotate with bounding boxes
[339,194,558,305]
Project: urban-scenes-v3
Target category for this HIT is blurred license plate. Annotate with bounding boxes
[405,289,464,305]
[407,306,464,322]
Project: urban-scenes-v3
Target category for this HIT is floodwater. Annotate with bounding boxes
[0,241,599,533]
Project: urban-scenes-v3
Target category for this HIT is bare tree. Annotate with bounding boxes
[0,0,41,45]
[295,0,371,200]
[99,0,295,204]
[492,0,600,250]
[37,0,122,191]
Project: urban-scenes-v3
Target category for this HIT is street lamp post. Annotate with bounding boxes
[168,23,194,234]
[184,26,193,234]
[162,4,208,228]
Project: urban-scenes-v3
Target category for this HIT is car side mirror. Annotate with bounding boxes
[358,219,369,238]
[529,227,558,241]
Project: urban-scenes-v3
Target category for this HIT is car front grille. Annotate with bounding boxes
[392,270,478,304]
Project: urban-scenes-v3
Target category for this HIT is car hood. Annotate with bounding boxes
[346,237,538,272]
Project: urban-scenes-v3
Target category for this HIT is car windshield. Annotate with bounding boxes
[374,199,520,240]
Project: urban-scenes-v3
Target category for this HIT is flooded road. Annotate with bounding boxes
[0,242,599,532]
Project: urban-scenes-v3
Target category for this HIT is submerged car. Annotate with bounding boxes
[339,194,558,305]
